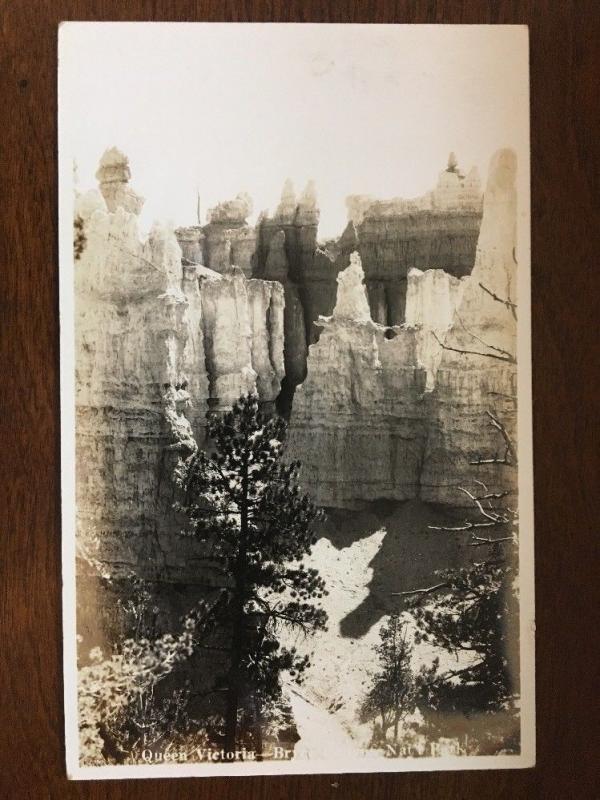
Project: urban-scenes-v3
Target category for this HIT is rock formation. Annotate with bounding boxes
[347,154,483,327]
[74,184,203,589]
[287,252,429,508]
[172,158,482,411]
[405,267,468,389]
[199,268,285,411]
[95,147,145,216]
[256,180,338,410]
[288,149,517,508]
[176,226,205,264]
[75,145,517,582]
[262,229,307,410]
[185,192,257,276]
[75,152,285,592]
[420,148,518,503]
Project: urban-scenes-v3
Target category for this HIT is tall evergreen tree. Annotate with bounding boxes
[175,394,328,754]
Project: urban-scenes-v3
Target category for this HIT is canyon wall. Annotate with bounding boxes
[420,148,518,504]
[75,150,284,592]
[288,149,517,508]
[287,254,429,508]
[75,145,517,586]
[349,161,482,328]
[175,157,482,408]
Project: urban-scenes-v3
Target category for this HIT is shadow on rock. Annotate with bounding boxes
[320,500,473,639]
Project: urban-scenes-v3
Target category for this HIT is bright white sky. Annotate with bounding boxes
[59,23,529,238]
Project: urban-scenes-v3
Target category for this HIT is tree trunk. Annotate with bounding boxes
[223,591,244,754]
[254,697,263,761]
[223,449,250,755]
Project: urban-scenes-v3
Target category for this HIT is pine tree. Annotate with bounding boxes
[175,393,328,755]
[361,614,418,745]
[407,552,520,751]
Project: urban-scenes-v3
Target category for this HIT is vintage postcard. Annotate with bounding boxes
[59,22,534,778]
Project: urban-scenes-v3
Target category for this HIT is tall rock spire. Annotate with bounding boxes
[95,147,144,215]
[274,178,297,223]
[296,179,319,225]
[332,252,372,323]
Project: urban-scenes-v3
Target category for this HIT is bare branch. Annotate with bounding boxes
[391,583,448,597]
[473,482,510,501]
[468,535,514,547]
[485,410,518,466]
[478,282,518,320]
[429,520,498,532]
[457,487,507,523]
[432,331,515,364]
[456,313,517,363]
[469,453,512,465]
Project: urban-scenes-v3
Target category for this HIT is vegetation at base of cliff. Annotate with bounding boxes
[362,545,519,756]
[363,409,521,758]
[76,565,207,766]
[175,393,328,756]
[406,553,519,755]
[359,614,421,745]
[76,394,326,765]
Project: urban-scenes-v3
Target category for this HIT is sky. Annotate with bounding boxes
[59,23,529,239]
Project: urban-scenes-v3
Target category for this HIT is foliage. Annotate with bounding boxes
[73,214,86,260]
[406,532,520,752]
[175,393,328,753]
[76,532,209,765]
[360,614,419,745]
[77,608,198,765]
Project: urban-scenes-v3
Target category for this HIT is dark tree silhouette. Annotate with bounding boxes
[175,394,328,755]
[405,553,519,750]
[360,614,419,745]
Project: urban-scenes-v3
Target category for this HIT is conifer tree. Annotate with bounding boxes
[175,393,328,755]
[407,551,520,751]
[361,614,418,744]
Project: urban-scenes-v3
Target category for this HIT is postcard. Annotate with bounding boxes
[59,22,534,778]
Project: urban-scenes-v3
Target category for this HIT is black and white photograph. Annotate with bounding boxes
[59,22,534,779]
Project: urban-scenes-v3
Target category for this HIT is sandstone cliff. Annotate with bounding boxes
[288,149,517,508]
[420,148,518,503]
[346,155,482,327]
[75,151,285,589]
[287,253,429,508]
[75,146,517,563]
[173,159,482,412]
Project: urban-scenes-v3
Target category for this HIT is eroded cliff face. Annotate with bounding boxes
[255,180,338,408]
[287,253,429,508]
[420,149,518,503]
[75,145,517,581]
[345,158,482,328]
[199,268,284,411]
[75,185,202,587]
[288,149,517,508]
[405,267,468,390]
[75,150,285,590]
[173,159,482,410]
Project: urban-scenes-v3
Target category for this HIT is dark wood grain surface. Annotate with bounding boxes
[1,1,598,798]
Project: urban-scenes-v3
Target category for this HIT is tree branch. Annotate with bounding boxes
[432,331,515,364]
[485,410,518,466]
[478,282,518,320]
[391,583,448,597]
[468,535,514,547]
